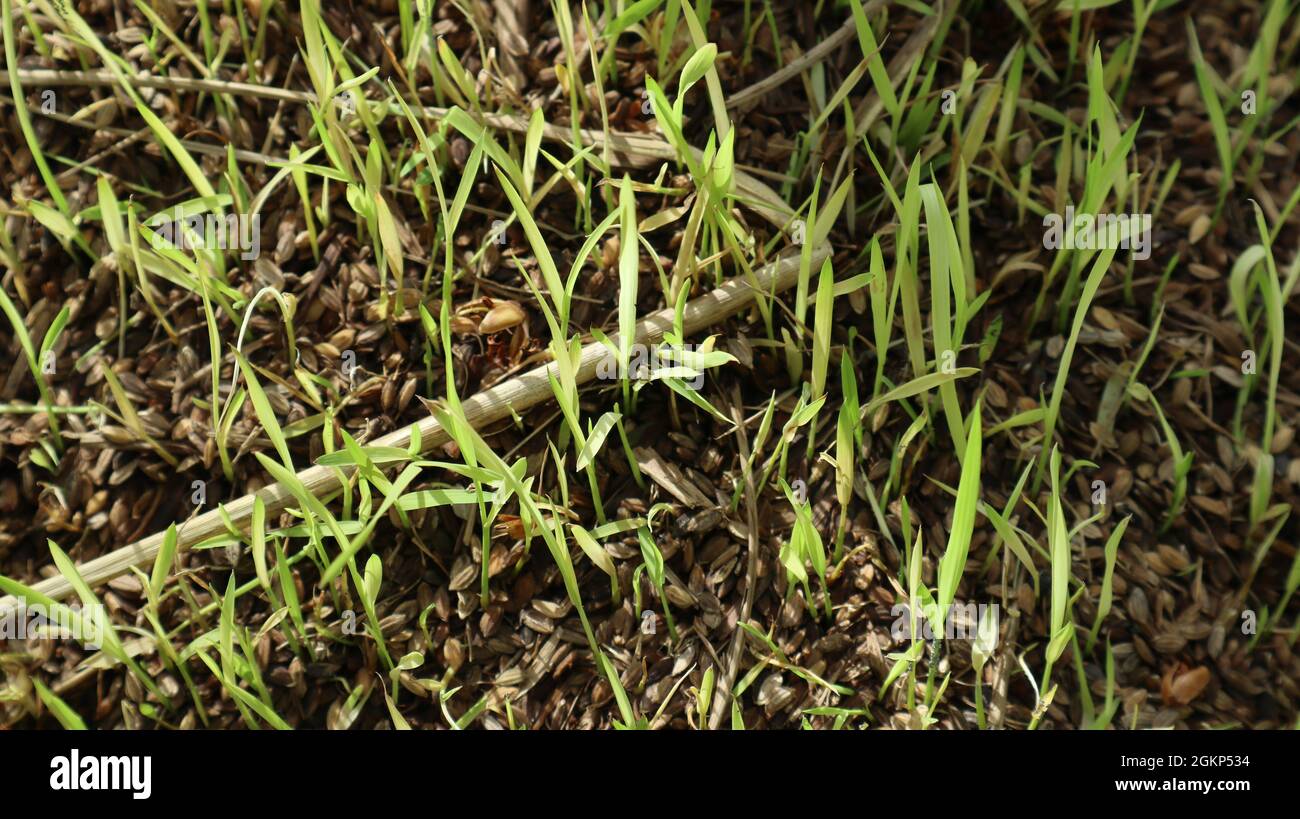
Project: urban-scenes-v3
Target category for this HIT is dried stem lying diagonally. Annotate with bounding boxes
[0,246,830,615]
[0,68,795,230]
